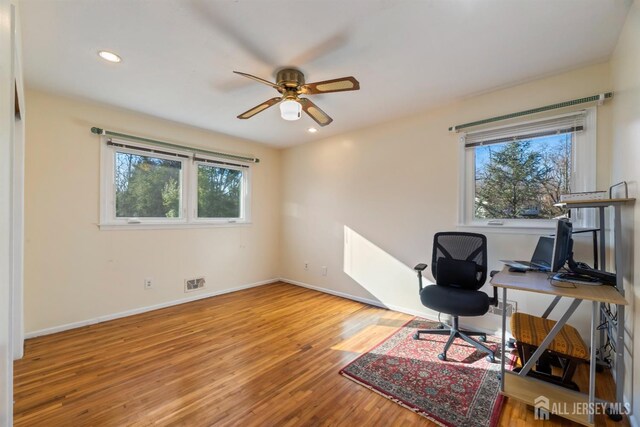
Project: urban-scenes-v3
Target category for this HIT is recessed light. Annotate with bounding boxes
[308,127,318,133]
[98,50,122,63]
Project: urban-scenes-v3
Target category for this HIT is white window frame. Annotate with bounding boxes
[459,108,597,232]
[100,138,252,229]
[190,159,251,224]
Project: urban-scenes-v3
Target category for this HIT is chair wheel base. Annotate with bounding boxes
[438,353,447,361]
[606,407,623,422]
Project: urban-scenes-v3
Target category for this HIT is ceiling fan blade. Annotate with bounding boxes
[233,71,280,89]
[301,76,360,95]
[298,98,333,127]
[237,97,282,119]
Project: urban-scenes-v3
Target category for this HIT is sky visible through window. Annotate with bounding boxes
[475,134,569,170]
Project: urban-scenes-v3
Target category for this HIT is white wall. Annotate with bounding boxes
[0,0,23,424]
[0,2,12,424]
[610,0,640,423]
[24,90,281,334]
[280,62,613,339]
[12,0,24,360]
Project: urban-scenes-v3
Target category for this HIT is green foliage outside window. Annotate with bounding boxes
[197,164,242,218]
[115,152,181,218]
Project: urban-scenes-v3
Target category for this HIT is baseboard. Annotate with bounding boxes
[25,278,279,339]
[279,277,499,335]
[279,277,387,309]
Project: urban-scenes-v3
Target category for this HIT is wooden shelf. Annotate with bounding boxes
[502,372,594,426]
[556,198,635,208]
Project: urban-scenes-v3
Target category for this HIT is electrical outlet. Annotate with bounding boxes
[144,278,153,289]
[304,262,309,271]
[489,300,517,317]
[321,266,327,276]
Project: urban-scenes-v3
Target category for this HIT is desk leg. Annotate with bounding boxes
[614,204,626,407]
[500,287,507,391]
[599,206,606,271]
[616,304,625,407]
[541,296,562,319]
[589,301,598,425]
[519,299,583,376]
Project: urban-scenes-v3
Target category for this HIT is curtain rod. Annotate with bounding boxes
[449,92,613,132]
[90,127,260,163]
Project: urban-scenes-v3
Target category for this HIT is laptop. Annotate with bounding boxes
[501,236,553,271]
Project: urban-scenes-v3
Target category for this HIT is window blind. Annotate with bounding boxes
[106,140,190,159]
[464,111,586,148]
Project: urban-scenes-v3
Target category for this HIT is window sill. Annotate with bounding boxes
[456,223,557,235]
[457,223,595,235]
[98,222,252,231]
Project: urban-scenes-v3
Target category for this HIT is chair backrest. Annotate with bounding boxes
[432,232,487,290]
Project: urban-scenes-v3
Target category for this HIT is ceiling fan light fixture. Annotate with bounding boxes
[280,99,302,121]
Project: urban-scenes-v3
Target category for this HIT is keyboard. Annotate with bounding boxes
[553,273,603,286]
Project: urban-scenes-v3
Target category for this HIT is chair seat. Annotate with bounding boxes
[420,285,490,317]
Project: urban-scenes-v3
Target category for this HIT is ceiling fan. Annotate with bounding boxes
[234,68,360,127]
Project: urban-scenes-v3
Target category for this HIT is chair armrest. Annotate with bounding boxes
[489,270,499,306]
[414,263,428,272]
[414,263,428,292]
[490,285,498,306]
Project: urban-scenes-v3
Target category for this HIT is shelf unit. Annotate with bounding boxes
[557,197,635,408]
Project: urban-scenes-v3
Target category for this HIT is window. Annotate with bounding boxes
[115,151,184,219]
[196,162,243,219]
[460,109,596,229]
[101,140,251,228]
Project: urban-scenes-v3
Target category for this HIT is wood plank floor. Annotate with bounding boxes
[14,282,628,426]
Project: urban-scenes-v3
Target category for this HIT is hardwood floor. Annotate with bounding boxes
[14,282,628,426]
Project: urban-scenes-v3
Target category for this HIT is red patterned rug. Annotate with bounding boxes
[340,318,511,427]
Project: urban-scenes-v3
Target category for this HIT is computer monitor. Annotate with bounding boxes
[551,219,573,272]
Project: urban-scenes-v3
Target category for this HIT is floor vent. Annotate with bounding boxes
[185,277,206,292]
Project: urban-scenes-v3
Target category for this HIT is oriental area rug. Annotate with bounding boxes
[340,318,511,427]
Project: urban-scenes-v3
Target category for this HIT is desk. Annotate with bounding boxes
[491,268,628,426]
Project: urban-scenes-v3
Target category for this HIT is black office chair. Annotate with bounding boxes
[414,232,498,362]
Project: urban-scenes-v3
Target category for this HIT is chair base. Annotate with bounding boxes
[414,317,495,362]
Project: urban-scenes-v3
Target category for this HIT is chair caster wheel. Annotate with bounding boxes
[605,407,623,421]
[438,353,447,361]
[486,355,495,363]
[413,333,420,340]
[436,323,444,329]
[479,335,487,342]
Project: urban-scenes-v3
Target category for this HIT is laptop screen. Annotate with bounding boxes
[531,236,554,268]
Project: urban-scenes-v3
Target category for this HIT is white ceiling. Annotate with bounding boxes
[20,0,631,147]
